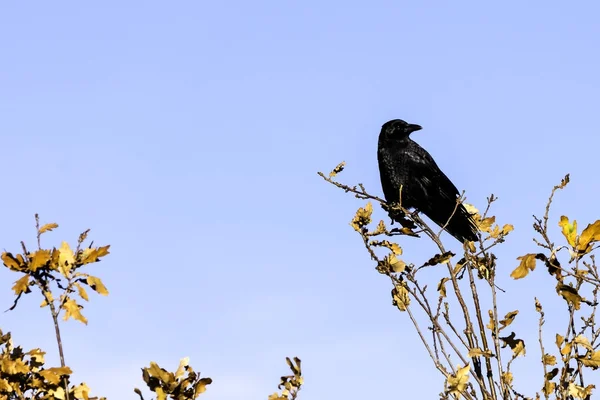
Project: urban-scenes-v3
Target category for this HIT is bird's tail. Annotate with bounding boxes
[443,204,479,243]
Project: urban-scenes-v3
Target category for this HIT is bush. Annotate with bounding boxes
[0,215,301,400]
[320,163,600,400]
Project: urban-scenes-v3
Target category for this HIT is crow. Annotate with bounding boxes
[377,119,478,243]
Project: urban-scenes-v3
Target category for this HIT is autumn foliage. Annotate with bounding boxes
[6,160,599,400]
[0,216,301,400]
[321,164,600,400]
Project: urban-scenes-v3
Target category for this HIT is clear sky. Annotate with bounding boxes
[1,1,600,399]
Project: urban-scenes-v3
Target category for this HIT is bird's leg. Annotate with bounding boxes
[382,198,418,234]
[388,185,405,225]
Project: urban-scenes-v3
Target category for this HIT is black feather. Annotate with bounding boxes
[377,119,478,243]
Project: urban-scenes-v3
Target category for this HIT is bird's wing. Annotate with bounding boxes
[405,142,461,201]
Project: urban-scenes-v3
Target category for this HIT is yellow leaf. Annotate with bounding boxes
[58,241,75,276]
[568,382,595,399]
[195,378,212,394]
[75,283,89,301]
[511,254,537,279]
[558,216,577,247]
[146,361,173,383]
[389,243,402,255]
[499,310,518,329]
[556,334,564,348]
[96,245,110,258]
[561,342,572,356]
[489,225,501,239]
[39,367,72,385]
[499,332,526,357]
[62,298,88,325]
[446,364,470,395]
[26,348,46,365]
[467,240,476,253]
[479,216,496,233]
[574,335,593,351]
[80,248,99,264]
[424,251,455,267]
[87,276,109,296]
[50,248,60,271]
[71,382,91,400]
[174,357,189,379]
[502,372,513,386]
[0,378,12,391]
[0,358,29,374]
[578,350,600,369]
[463,203,479,215]
[12,275,30,295]
[543,380,556,396]
[512,340,526,357]
[351,202,373,232]
[468,348,494,358]
[49,386,66,400]
[2,252,25,271]
[437,278,449,298]
[392,285,410,312]
[383,254,406,273]
[41,291,54,308]
[543,354,557,366]
[371,240,402,255]
[39,223,59,234]
[577,220,600,255]
[502,224,514,235]
[372,220,386,235]
[30,249,51,271]
[80,245,110,265]
[556,283,582,310]
[398,226,419,237]
[156,387,166,400]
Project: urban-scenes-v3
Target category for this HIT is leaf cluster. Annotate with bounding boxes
[268,357,303,400]
[2,217,109,325]
[134,358,212,400]
[0,329,93,400]
[1,215,301,400]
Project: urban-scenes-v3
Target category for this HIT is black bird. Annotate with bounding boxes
[377,119,478,243]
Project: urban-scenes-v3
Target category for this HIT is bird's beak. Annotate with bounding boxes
[408,124,422,133]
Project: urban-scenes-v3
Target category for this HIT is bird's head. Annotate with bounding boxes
[380,119,422,141]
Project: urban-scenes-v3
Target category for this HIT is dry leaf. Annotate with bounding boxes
[511,254,537,279]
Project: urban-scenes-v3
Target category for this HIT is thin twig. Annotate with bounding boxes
[466,260,497,400]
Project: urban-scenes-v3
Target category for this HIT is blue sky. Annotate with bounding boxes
[1,1,600,399]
